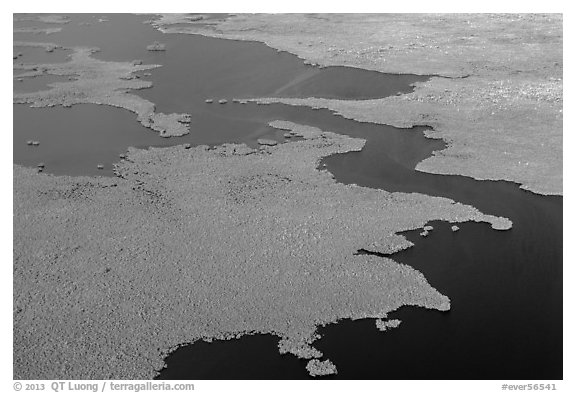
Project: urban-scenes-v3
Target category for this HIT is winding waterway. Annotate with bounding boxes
[13,13,562,380]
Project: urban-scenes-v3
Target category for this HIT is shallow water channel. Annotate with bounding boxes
[13,13,429,177]
[13,14,562,380]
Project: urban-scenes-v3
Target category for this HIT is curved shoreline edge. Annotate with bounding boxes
[150,13,562,196]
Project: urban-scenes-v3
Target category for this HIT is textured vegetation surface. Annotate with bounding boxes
[153,13,562,195]
[14,122,510,378]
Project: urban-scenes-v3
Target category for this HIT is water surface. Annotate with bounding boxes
[156,136,562,380]
[157,166,562,380]
[12,13,562,381]
[157,335,309,380]
[14,102,440,178]
[13,75,72,94]
[14,104,164,177]
[13,13,430,177]
[13,45,71,65]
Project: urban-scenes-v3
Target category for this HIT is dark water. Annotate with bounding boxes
[311,156,562,379]
[13,13,429,176]
[13,14,163,63]
[326,214,562,380]
[13,104,175,177]
[12,14,562,380]
[157,162,562,380]
[157,335,310,380]
[13,45,71,65]
[13,13,427,100]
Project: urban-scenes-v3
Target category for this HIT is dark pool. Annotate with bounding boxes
[157,335,310,380]
[13,13,562,380]
[13,13,427,101]
[312,151,562,379]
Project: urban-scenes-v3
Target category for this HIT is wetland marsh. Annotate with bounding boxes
[13,13,562,380]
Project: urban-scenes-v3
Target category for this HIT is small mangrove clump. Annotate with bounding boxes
[306,359,338,377]
[146,41,166,51]
[375,318,402,332]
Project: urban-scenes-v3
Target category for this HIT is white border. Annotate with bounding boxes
[4,2,571,392]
